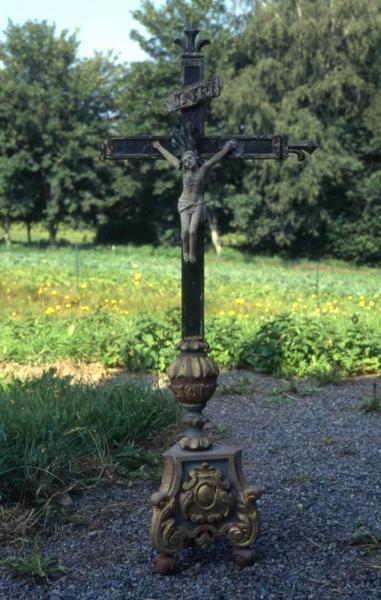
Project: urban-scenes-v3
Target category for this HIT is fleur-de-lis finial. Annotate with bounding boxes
[174,23,210,54]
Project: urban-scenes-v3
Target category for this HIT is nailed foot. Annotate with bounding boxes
[232,546,256,567]
[153,553,176,576]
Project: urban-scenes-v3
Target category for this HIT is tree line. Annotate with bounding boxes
[1,0,380,263]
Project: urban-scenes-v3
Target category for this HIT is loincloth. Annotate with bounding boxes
[178,198,206,220]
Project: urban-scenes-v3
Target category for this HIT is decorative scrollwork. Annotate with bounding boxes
[225,488,261,547]
[180,463,234,524]
[151,492,184,554]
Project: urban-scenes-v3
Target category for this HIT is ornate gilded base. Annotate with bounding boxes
[151,443,261,574]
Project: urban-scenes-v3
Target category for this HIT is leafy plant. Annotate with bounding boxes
[0,541,65,580]
[322,436,334,446]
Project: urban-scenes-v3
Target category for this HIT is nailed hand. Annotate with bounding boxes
[223,139,237,153]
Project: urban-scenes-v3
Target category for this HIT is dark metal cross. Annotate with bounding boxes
[101,24,317,343]
[102,24,318,573]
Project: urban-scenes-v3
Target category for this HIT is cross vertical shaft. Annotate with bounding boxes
[180,36,205,339]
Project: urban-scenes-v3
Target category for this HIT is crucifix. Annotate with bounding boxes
[102,24,317,575]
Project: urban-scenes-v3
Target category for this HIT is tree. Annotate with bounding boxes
[218,0,381,261]
[0,21,119,244]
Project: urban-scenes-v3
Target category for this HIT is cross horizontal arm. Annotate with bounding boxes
[101,135,317,161]
[100,136,172,160]
[288,140,318,161]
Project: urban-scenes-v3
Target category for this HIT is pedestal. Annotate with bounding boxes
[151,443,261,574]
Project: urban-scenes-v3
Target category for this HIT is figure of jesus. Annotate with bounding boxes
[152,139,237,263]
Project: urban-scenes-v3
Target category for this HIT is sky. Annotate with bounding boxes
[0,0,164,63]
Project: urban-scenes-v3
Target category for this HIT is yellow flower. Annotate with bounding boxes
[55,305,62,310]
[228,310,236,316]
[64,294,71,300]
[80,305,90,311]
[235,298,245,305]
[218,310,225,316]
[45,307,55,315]
[11,311,17,317]
[311,294,317,299]
[111,299,117,304]
[65,303,72,308]
[51,290,57,296]
[347,295,353,300]
[134,272,142,281]
[80,282,88,289]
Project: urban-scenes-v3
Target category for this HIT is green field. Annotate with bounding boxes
[0,244,380,378]
[0,243,380,531]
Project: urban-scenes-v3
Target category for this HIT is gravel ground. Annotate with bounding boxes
[0,373,380,600]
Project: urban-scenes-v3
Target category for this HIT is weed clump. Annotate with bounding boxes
[0,370,179,504]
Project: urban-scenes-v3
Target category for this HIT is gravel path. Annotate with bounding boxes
[0,374,380,600]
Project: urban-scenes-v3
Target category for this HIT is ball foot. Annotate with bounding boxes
[153,553,176,576]
[232,546,256,567]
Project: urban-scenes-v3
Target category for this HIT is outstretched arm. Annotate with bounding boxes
[152,141,180,169]
[202,139,237,172]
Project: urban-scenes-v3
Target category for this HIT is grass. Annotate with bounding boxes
[349,529,381,569]
[0,222,96,245]
[0,370,180,505]
[286,470,314,484]
[217,375,257,396]
[349,529,381,554]
[1,244,380,321]
[0,244,380,376]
